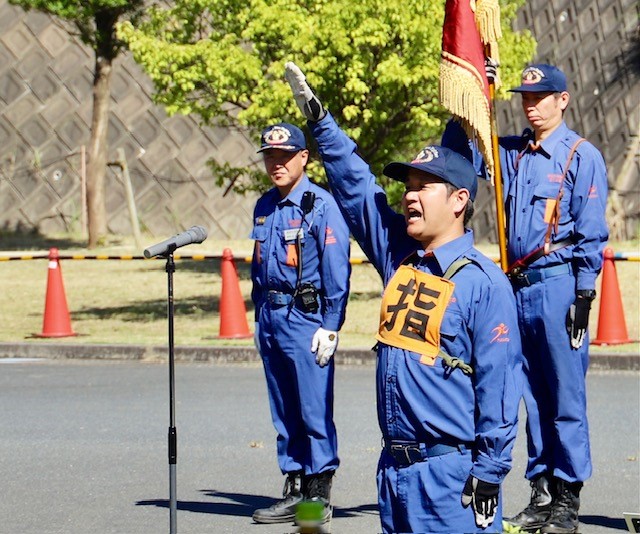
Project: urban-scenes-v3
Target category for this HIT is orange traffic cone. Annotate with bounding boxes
[217,248,251,339]
[38,247,76,338]
[591,247,631,345]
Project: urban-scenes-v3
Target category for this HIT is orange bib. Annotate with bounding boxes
[376,265,455,366]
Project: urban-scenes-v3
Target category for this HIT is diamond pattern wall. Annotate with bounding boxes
[0,2,258,241]
[0,1,637,243]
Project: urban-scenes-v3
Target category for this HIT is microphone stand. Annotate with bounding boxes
[163,245,178,534]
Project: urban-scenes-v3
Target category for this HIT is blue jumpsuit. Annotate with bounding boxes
[311,113,523,533]
[444,120,609,483]
[251,174,350,477]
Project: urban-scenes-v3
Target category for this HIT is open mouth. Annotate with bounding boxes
[407,209,422,221]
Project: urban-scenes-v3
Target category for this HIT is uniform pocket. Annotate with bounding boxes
[251,226,268,264]
[533,179,563,224]
[406,309,464,365]
[439,309,471,372]
[251,226,268,241]
[440,309,463,341]
[533,178,562,200]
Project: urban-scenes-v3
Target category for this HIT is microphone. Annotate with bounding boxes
[143,226,208,258]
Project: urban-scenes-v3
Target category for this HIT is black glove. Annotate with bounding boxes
[566,290,595,349]
[484,58,499,84]
[284,61,327,122]
[461,475,499,528]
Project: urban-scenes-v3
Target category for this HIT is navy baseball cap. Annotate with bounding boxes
[383,145,478,200]
[257,122,307,153]
[509,64,567,93]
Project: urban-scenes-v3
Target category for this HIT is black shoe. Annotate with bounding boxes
[505,474,554,532]
[296,470,334,526]
[253,472,304,524]
[541,480,582,534]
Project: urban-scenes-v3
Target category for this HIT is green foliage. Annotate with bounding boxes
[118,0,535,197]
[10,0,146,56]
[9,0,138,17]
[502,520,530,533]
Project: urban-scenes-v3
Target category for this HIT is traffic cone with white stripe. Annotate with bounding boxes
[38,247,76,338]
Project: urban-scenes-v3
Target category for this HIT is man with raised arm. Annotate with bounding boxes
[285,62,523,533]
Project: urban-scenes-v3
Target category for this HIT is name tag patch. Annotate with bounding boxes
[283,227,304,242]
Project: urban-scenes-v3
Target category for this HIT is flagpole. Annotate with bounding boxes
[439,0,508,270]
[488,80,509,272]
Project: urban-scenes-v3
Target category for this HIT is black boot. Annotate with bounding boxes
[541,479,582,533]
[296,470,334,527]
[252,471,304,524]
[505,474,554,532]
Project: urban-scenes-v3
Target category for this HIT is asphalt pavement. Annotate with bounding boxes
[0,358,638,534]
[0,342,638,371]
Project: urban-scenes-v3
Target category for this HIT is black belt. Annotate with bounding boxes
[384,439,471,467]
[267,290,293,307]
[508,263,572,288]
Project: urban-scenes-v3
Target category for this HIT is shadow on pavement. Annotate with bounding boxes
[580,514,629,531]
[137,489,378,519]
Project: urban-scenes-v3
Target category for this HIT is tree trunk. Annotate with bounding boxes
[86,54,112,248]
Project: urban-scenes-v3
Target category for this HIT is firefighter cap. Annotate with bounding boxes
[257,123,307,153]
[383,145,478,200]
[509,64,567,93]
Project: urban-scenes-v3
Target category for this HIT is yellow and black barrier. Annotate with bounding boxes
[0,250,371,264]
[0,251,637,264]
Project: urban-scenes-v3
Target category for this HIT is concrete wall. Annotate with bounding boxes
[0,2,259,242]
[495,0,639,240]
[0,0,637,243]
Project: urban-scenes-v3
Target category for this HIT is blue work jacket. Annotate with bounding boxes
[310,113,523,485]
[250,174,351,332]
[443,120,608,290]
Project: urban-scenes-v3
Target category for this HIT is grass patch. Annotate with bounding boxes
[0,233,637,350]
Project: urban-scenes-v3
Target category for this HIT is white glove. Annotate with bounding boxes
[284,61,327,121]
[311,327,338,367]
[484,58,500,85]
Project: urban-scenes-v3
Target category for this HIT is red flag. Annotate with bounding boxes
[440,0,500,178]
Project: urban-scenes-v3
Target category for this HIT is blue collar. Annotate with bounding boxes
[276,174,311,207]
[416,230,475,276]
[533,121,570,158]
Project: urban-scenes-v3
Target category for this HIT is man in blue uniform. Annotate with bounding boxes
[443,64,609,534]
[250,122,351,525]
[285,62,523,533]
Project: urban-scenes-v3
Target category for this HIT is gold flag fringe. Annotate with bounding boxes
[475,0,501,83]
[440,54,495,180]
[475,0,502,44]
